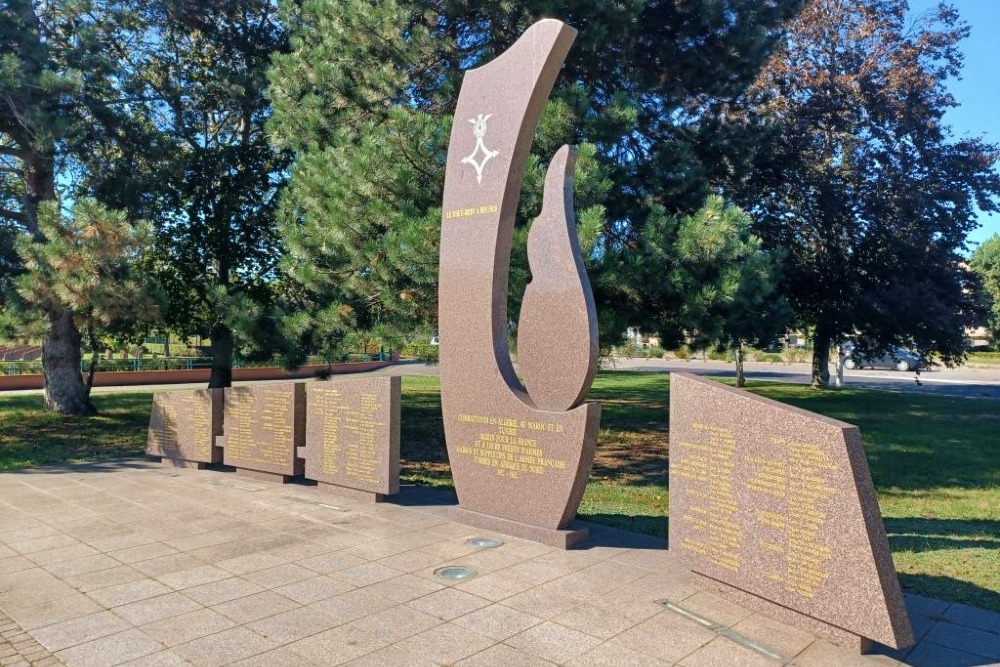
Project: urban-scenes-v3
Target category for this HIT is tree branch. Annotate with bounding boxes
[0,207,27,223]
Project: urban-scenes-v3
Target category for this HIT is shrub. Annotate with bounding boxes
[672,345,691,360]
[646,346,666,359]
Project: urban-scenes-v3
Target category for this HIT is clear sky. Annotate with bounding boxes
[907,0,1000,251]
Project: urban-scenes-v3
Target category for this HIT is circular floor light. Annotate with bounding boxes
[434,566,478,581]
[466,537,504,549]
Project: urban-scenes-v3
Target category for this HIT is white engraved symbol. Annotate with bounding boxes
[462,114,499,184]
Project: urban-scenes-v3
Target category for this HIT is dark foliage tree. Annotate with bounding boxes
[267,0,803,353]
[730,0,1000,385]
[970,234,1000,346]
[0,0,144,414]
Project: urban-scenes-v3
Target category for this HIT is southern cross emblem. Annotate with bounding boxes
[462,113,499,184]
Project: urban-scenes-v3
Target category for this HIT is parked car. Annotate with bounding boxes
[841,343,923,371]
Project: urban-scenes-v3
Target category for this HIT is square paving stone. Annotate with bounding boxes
[309,587,398,624]
[247,606,344,645]
[86,579,172,608]
[553,602,643,639]
[44,554,122,578]
[54,628,162,667]
[172,626,278,667]
[612,611,716,664]
[452,604,544,641]
[942,602,1000,634]
[904,641,989,667]
[182,577,264,606]
[5,594,104,631]
[924,620,1000,659]
[405,587,490,621]
[456,643,557,667]
[565,642,674,667]
[505,621,603,664]
[211,590,300,624]
[112,592,203,626]
[242,563,315,589]
[274,575,355,605]
[344,605,441,644]
[287,623,390,666]
[67,565,147,593]
[155,565,231,590]
[140,608,236,647]
[394,621,496,665]
[728,613,816,659]
[31,611,131,652]
[678,635,781,667]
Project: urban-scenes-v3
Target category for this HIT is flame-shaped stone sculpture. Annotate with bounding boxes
[438,20,601,548]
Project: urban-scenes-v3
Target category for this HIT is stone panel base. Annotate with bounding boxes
[234,468,293,484]
[450,507,588,549]
[150,456,206,470]
[692,572,875,654]
[317,482,388,503]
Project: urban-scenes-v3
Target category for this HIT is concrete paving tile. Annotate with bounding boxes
[309,587,399,624]
[85,533,157,554]
[296,551,368,576]
[942,602,1000,634]
[565,642,674,667]
[678,635,780,667]
[676,590,753,629]
[613,611,716,664]
[505,621,603,664]
[66,565,147,593]
[0,569,78,608]
[453,570,538,602]
[172,626,278,667]
[262,540,332,563]
[86,579,172,608]
[904,641,990,667]
[375,549,446,574]
[0,525,61,545]
[0,556,36,576]
[345,605,441,644]
[241,563,315,589]
[361,573,445,604]
[55,628,162,667]
[273,574,355,604]
[108,543,178,565]
[924,620,1000,659]
[130,554,204,578]
[226,645,325,667]
[904,593,951,619]
[117,651,191,667]
[287,623,390,666]
[393,621,496,665]
[211,590,299,624]
[330,562,404,588]
[340,643,441,667]
[9,535,79,555]
[246,606,344,645]
[30,611,131,651]
[0,544,20,559]
[214,552,287,576]
[553,602,645,639]
[729,613,816,659]
[457,643,557,667]
[4,594,104,631]
[794,640,902,667]
[112,592,203,626]
[405,587,491,621]
[452,604,544,641]
[44,554,122,578]
[155,565,230,590]
[140,608,236,647]
[607,547,675,573]
[25,543,100,566]
[181,577,263,606]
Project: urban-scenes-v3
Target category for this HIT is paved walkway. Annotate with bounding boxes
[0,461,997,667]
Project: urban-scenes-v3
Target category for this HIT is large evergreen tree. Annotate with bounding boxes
[730,0,1000,385]
[0,0,144,414]
[268,0,803,351]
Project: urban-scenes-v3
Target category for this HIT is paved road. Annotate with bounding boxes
[5,358,999,399]
[610,358,1000,399]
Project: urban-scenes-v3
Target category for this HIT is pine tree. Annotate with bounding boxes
[731,0,1000,385]
[267,0,803,352]
[11,200,160,411]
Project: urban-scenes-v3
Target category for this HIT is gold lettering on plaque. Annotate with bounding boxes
[454,413,566,478]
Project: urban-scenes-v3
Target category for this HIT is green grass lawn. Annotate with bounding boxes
[1,371,997,611]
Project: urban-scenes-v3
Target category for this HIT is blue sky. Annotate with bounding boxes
[907,0,1000,250]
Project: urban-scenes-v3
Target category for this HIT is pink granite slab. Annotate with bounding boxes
[303,377,401,499]
[668,372,913,650]
[222,383,305,478]
[146,389,223,467]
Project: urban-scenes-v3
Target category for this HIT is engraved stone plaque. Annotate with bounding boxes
[303,377,401,501]
[221,383,305,481]
[438,20,601,548]
[668,372,913,651]
[146,389,223,467]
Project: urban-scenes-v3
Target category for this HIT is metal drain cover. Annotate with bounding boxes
[466,537,504,549]
[434,566,478,581]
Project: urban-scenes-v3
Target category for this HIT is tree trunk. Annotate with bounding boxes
[43,309,94,415]
[163,332,171,357]
[208,323,234,389]
[811,329,832,388]
[85,327,100,395]
[735,341,746,388]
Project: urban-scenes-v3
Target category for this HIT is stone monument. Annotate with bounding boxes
[438,19,601,548]
[668,372,914,652]
[302,377,401,501]
[220,383,305,483]
[146,389,223,467]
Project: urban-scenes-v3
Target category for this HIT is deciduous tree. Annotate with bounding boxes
[970,234,1000,346]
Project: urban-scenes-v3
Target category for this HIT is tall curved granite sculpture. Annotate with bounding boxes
[438,20,601,548]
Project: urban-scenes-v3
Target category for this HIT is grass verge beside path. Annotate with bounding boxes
[0,372,997,611]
